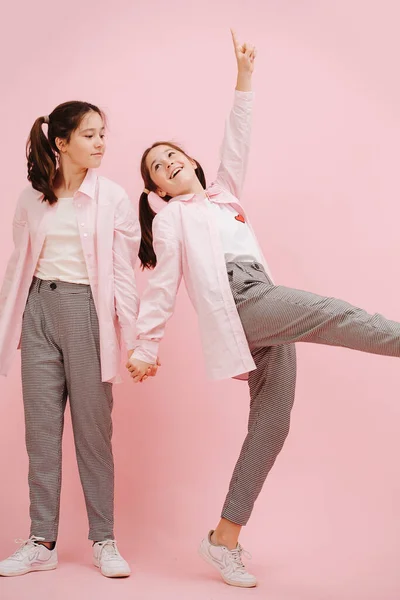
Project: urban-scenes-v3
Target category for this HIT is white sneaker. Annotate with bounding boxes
[198,530,257,588]
[93,540,131,578]
[0,536,58,577]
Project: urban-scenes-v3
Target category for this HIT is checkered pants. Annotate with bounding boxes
[222,261,400,525]
[21,278,114,541]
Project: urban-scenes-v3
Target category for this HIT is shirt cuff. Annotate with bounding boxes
[234,90,254,101]
[131,339,159,365]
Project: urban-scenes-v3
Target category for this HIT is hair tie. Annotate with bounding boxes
[43,115,50,124]
[143,188,150,195]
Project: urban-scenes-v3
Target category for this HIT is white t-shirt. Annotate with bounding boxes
[208,201,263,264]
[34,197,90,284]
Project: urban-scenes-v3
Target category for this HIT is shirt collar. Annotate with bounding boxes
[76,169,97,200]
[168,182,223,204]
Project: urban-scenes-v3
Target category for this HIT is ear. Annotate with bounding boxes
[190,158,197,169]
[156,189,166,198]
[55,137,67,154]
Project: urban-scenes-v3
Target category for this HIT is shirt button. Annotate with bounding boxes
[83,233,88,237]
[81,223,85,226]
[77,203,82,208]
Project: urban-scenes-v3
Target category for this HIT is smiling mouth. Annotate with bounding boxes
[170,167,183,179]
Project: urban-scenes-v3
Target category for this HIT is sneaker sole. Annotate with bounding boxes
[93,560,131,578]
[0,563,58,577]
[198,545,257,588]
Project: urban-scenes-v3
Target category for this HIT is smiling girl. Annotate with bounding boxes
[128,32,400,587]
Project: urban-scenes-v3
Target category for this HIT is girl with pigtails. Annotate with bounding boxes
[128,31,400,587]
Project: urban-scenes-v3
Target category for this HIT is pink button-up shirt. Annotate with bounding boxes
[0,170,140,383]
[134,91,273,380]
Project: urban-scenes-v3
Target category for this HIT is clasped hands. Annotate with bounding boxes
[126,350,161,383]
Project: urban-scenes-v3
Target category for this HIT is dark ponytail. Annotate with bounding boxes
[26,101,105,205]
[27,116,58,204]
[138,192,157,269]
[138,141,206,270]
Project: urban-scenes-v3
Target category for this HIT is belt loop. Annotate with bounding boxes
[37,278,42,293]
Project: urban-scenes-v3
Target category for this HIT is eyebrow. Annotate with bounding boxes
[80,127,105,133]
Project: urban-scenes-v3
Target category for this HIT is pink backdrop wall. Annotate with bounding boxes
[1,1,399,599]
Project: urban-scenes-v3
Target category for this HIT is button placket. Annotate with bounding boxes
[75,199,89,238]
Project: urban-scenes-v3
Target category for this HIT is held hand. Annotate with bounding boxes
[148,357,161,378]
[125,355,159,383]
[231,29,256,76]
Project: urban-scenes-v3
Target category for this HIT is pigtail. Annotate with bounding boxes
[26,116,58,204]
[138,192,158,269]
[194,161,206,189]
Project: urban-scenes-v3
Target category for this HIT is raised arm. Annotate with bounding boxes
[215,30,256,198]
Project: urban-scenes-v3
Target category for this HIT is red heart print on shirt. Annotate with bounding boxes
[235,214,245,223]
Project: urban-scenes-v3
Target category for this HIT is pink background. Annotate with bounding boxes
[1,1,400,598]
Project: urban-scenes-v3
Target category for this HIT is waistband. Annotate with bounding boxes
[31,277,91,294]
[226,261,265,272]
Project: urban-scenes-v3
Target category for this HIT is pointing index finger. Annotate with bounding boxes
[231,28,239,51]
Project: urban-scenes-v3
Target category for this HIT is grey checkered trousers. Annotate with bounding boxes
[222,261,400,525]
[21,277,114,541]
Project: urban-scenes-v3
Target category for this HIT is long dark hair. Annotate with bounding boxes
[26,101,105,205]
[138,141,206,269]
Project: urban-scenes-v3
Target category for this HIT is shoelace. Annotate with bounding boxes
[229,545,252,573]
[97,540,119,561]
[11,536,45,559]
